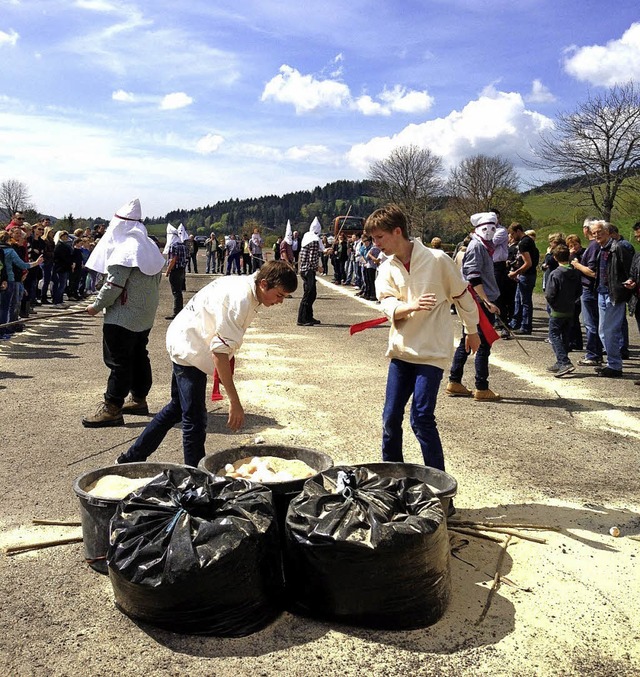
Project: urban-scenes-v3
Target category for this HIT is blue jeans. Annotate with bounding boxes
[52,270,68,304]
[598,292,626,371]
[124,362,208,467]
[548,316,573,367]
[450,308,495,390]
[382,359,445,471]
[205,252,216,273]
[581,288,603,360]
[511,273,536,332]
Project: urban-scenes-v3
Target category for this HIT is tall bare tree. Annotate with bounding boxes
[530,82,640,221]
[367,144,444,235]
[447,154,520,223]
[0,179,34,218]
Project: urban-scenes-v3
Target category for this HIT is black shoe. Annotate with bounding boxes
[555,364,575,377]
[310,318,321,325]
[164,315,176,320]
[597,367,623,378]
[447,500,456,518]
[115,453,136,464]
[297,321,313,326]
[41,299,51,305]
[514,329,532,335]
[621,349,630,360]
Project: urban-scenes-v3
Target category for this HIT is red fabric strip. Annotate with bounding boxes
[349,316,388,335]
[211,356,235,401]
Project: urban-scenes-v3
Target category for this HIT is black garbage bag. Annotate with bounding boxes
[285,466,451,629]
[107,466,283,636]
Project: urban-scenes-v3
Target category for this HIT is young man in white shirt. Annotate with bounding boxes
[117,261,298,467]
[366,205,480,474]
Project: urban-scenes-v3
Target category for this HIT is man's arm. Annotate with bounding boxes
[165,255,177,276]
[213,352,244,432]
[509,250,532,277]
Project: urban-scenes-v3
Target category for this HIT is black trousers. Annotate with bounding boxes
[297,269,317,323]
[169,267,186,315]
[103,323,152,406]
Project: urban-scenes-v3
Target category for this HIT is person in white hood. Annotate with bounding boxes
[296,217,324,326]
[82,198,165,428]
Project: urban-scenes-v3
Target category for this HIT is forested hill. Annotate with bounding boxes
[150,179,379,234]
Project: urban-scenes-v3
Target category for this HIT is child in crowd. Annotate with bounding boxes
[544,244,582,377]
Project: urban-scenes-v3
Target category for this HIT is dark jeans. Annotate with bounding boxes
[334,258,347,284]
[251,255,262,272]
[548,316,573,367]
[227,252,241,275]
[0,282,15,335]
[297,269,317,323]
[103,323,152,407]
[493,262,511,323]
[169,267,186,316]
[124,362,208,468]
[382,359,445,471]
[449,307,495,390]
[52,270,69,304]
[511,273,536,332]
[581,287,603,361]
[242,253,251,274]
[41,261,53,301]
[363,267,377,300]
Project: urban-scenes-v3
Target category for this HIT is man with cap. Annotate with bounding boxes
[365,204,480,484]
[164,223,188,319]
[116,261,298,467]
[82,199,166,428]
[297,217,324,326]
[447,212,501,401]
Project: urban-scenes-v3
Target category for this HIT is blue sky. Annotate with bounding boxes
[1,0,640,219]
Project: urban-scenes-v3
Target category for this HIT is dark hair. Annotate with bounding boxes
[255,260,298,293]
[551,243,570,263]
[633,221,640,231]
[508,222,524,234]
[489,207,500,217]
[364,204,409,239]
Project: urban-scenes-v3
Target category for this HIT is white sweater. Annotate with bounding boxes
[166,274,260,375]
[375,239,479,370]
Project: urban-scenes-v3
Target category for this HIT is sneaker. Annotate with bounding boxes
[500,330,511,340]
[297,321,313,326]
[82,401,124,428]
[514,329,532,335]
[473,388,501,401]
[555,364,575,377]
[577,358,602,366]
[546,364,560,373]
[445,382,472,397]
[121,395,149,415]
[597,367,623,378]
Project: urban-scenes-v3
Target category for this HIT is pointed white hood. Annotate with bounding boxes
[86,199,165,276]
[163,223,181,255]
[301,217,322,248]
[284,219,293,245]
[177,223,189,242]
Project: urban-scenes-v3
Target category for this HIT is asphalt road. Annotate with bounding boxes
[1,263,639,676]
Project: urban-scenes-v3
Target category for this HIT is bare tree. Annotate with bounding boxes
[447,154,520,222]
[367,144,444,235]
[0,179,34,218]
[529,82,640,221]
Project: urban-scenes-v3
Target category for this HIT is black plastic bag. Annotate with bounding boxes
[285,466,451,629]
[107,466,283,636]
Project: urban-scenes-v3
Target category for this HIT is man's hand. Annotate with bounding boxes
[485,300,499,315]
[414,293,437,312]
[227,400,245,432]
[465,332,481,353]
[86,305,99,316]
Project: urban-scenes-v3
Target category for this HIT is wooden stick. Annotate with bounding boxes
[448,526,505,543]
[5,536,83,555]
[449,520,561,532]
[0,306,90,330]
[32,519,82,527]
[477,535,512,624]
[459,525,547,544]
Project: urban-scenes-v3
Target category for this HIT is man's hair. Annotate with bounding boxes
[551,243,570,263]
[489,207,501,217]
[589,220,609,234]
[608,223,619,234]
[256,260,298,293]
[364,204,409,238]
[508,222,524,234]
[583,217,597,230]
[633,221,640,231]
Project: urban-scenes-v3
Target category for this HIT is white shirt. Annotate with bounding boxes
[166,274,260,375]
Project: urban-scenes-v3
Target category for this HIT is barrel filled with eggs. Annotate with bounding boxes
[199,445,334,533]
[73,462,187,573]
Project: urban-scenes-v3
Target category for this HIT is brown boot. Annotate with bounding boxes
[121,395,149,415]
[445,381,472,397]
[473,388,501,401]
[82,401,124,428]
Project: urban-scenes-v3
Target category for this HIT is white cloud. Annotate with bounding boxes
[196,133,224,154]
[564,22,640,87]
[261,64,433,116]
[74,0,120,11]
[525,79,556,104]
[346,89,554,175]
[0,29,19,47]
[112,89,135,102]
[285,144,332,162]
[160,92,193,110]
